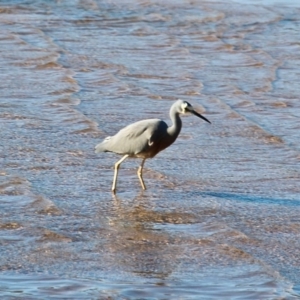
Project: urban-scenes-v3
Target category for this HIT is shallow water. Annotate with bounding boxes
[0,0,300,299]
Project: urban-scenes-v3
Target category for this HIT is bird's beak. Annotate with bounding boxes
[189,108,211,124]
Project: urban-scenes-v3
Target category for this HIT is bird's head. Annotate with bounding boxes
[178,100,211,124]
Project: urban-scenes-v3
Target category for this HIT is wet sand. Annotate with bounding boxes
[0,0,300,298]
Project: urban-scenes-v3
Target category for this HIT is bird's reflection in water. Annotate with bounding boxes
[111,191,197,226]
[108,192,182,280]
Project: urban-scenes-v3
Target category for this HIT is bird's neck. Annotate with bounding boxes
[167,109,182,139]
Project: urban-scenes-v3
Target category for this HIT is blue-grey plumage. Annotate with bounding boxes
[95,99,210,192]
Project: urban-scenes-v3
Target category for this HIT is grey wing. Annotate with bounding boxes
[99,119,168,156]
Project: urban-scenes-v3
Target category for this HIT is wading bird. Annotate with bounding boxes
[95,99,210,193]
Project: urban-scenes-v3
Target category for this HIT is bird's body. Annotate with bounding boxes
[95,119,179,159]
[95,99,210,193]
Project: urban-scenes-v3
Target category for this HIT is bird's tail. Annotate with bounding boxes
[95,143,105,153]
[95,137,111,153]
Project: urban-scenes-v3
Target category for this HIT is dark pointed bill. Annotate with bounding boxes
[191,110,211,124]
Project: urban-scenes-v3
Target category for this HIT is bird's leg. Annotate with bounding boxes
[137,159,146,190]
[112,154,129,193]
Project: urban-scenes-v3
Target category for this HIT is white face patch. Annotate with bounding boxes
[181,102,188,113]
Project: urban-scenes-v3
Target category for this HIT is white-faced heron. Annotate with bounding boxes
[95,99,210,193]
